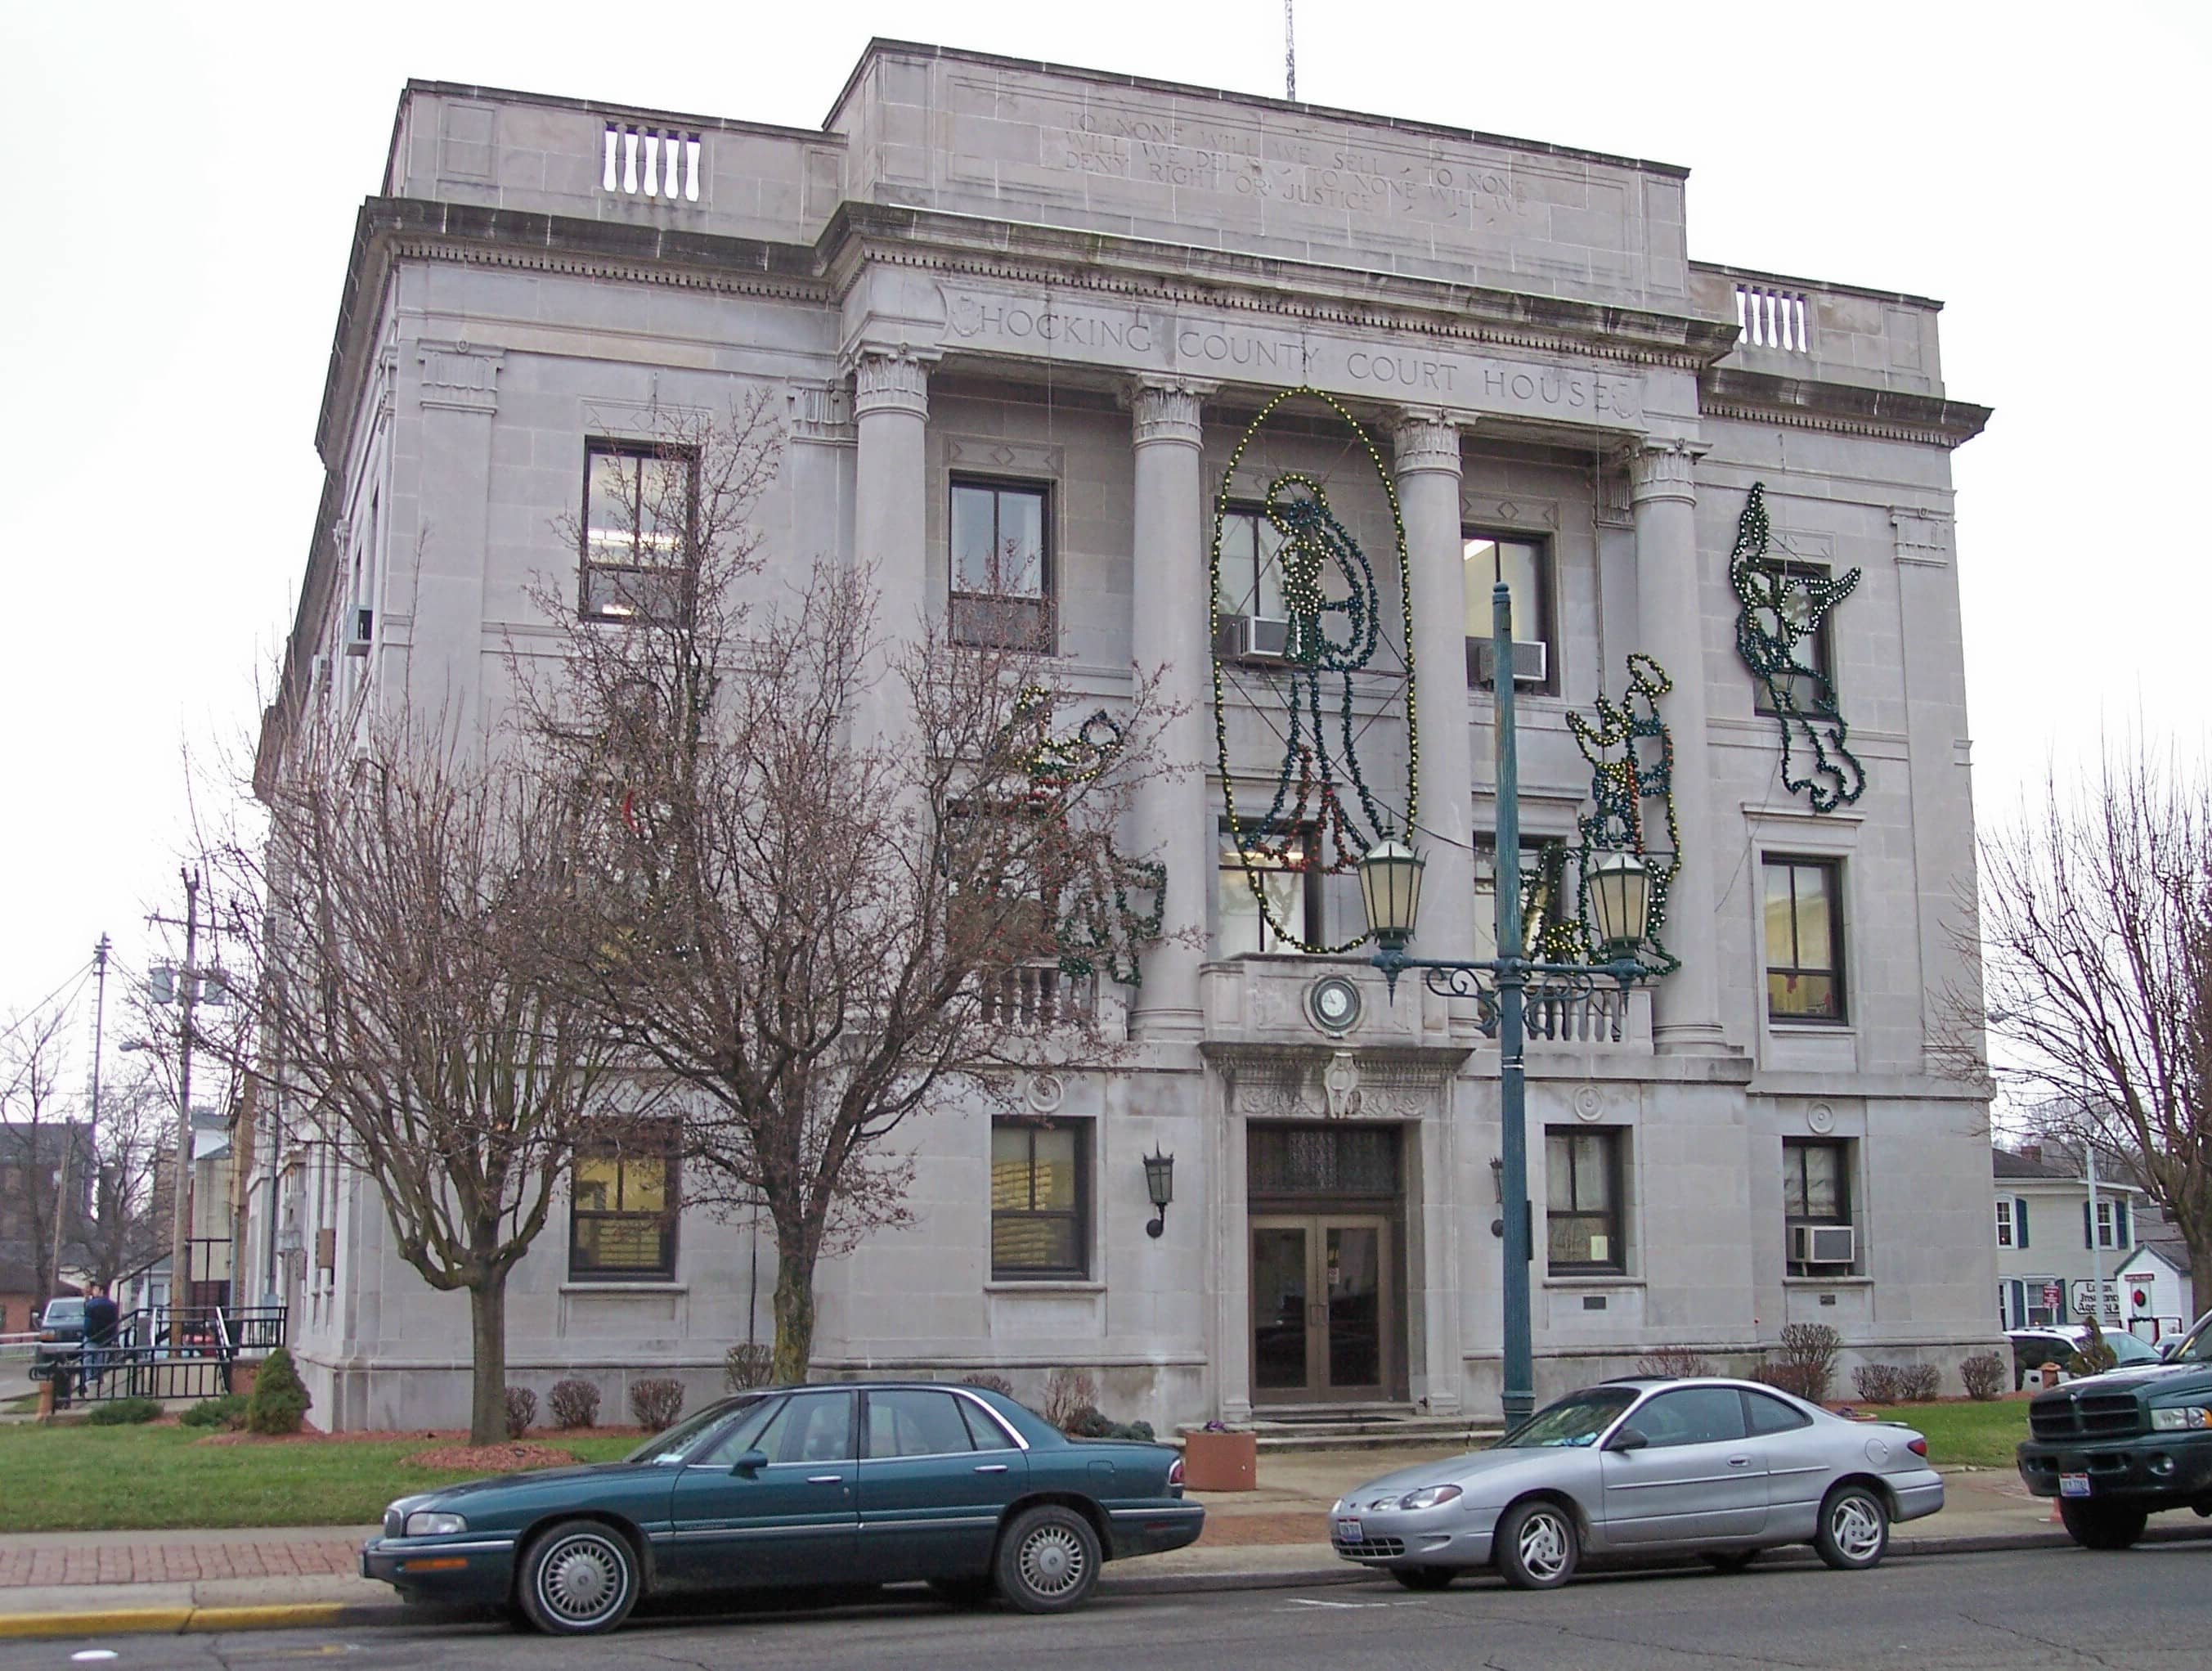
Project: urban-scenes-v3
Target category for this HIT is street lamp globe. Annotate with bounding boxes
[1357,839,1425,952]
[1584,850,1652,958]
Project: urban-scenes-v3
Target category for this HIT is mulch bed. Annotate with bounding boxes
[405,1441,580,1472]
[1196,1512,1327,1547]
[196,1426,644,1448]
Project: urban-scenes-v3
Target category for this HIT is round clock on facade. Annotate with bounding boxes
[1307,974,1362,1035]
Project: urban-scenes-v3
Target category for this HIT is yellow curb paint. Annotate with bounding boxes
[0,1603,348,1640]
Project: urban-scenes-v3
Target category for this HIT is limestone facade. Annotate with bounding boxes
[250,42,1998,1431]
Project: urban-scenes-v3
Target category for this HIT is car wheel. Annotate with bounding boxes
[995,1504,1101,1615]
[517,1521,640,1635]
[928,1575,997,1606]
[1495,1498,1578,1590]
[1814,1484,1889,1571]
[2058,1499,2148,1551]
[1702,1550,1758,1574]
[1391,1565,1456,1591]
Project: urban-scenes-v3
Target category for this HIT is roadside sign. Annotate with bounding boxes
[2071,1278,2122,1317]
[2043,1282,2065,1311]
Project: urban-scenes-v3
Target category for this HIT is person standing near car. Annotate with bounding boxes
[80,1282,118,1390]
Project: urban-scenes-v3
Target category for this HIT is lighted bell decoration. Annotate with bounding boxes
[1142,1149,1175,1239]
[1357,839,1425,951]
[1584,850,1652,956]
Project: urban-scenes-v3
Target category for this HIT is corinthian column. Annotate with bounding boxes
[1630,438,1727,1054]
[1128,378,1214,1041]
[1393,411,1477,967]
[848,346,932,744]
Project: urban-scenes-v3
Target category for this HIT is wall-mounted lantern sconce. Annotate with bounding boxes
[1142,1149,1175,1239]
[1489,1156,1505,1240]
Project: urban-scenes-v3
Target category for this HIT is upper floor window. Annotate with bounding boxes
[1996,1197,2017,1248]
[1545,1126,1625,1273]
[1753,561,1837,716]
[1220,505,1289,622]
[1474,835,1570,964]
[582,440,696,622]
[570,1121,680,1281]
[990,1119,1088,1279]
[1218,827,1317,955]
[950,479,1052,649]
[2089,1197,2130,1250]
[1464,534,1551,691]
[1763,856,1845,1023]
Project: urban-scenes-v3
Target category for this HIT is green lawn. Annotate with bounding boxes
[1861,1399,2026,1469]
[0,1424,641,1534]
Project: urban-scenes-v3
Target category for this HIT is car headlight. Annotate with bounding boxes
[404,1512,469,1538]
[2151,1407,2212,1431]
[1397,1485,1464,1512]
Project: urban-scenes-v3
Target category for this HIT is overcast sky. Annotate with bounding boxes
[3,1,2205,1071]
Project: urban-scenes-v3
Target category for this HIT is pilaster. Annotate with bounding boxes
[847,346,936,743]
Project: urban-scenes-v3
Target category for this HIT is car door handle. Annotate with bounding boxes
[974,1464,1009,1474]
[1727,1456,1752,1467]
[806,1474,845,1485]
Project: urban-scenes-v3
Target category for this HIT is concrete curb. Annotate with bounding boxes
[3,1522,2208,1638]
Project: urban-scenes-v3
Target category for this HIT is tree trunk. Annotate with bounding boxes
[769,1240,818,1386]
[2192,1242,2212,1336]
[466,1273,509,1447]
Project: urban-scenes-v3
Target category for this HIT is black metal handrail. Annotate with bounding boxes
[30,1303,288,1408]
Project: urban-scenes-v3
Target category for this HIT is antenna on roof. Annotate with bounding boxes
[1285,0,1297,101]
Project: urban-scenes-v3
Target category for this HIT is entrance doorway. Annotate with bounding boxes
[1250,1215,1393,1401]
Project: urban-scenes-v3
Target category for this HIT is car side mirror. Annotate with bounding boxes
[729,1449,769,1476]
[1606,1428,1648,1453]
[2159,1340,2179,1361]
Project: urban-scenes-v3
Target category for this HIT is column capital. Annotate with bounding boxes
[1128,377,1214,448]
[846,344,936,421]
[1391,409,1466,478]
[786,380,856,447]
[1626,436,1711,505]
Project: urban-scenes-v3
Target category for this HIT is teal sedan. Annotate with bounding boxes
[360,1381,1203,1633]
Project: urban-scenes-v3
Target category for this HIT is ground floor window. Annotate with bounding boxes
[1783,1135,1855,1275]
[990,1120,1088,1279]
[1545,1126,1625,1273]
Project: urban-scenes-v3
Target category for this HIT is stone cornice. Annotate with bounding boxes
[1700,366,1992,451]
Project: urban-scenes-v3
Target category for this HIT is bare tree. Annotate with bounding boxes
[79,1069,168,1291]
[0,1001,87,1307]
[1975,749,2212,1309]
[222,720,648,1444]
[525,398,1175,1381]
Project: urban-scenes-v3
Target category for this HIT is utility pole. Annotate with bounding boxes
[50,937,110,1295]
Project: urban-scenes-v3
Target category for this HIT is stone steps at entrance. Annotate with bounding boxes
[1186,1411,1502,1453]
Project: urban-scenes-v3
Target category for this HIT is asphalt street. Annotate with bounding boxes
[8,1545,2203,1670]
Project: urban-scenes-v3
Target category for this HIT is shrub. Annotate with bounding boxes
[1770,1323,1841,1405]
[723,1344,774,1392]
[1898,1363,1942,1403]
[84,1397,162,1426]
[504,1385,538,1440]
[1959,1352,2006,1402]
[2069,1317,2118,1378]
[1635,1345,1715,1378]
[180,1394,248,1431]
[547,1378,601,1430]
[1853,1363,1908,1404]
[960,1372,1015,1398]
[245,1346,312,1435]
[630,1377,685,1432]
[1061,1404,1155,1442]
[1042,1368,1097,1431]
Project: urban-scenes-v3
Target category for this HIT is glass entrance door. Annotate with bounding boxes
[1250,1215,1393,1402]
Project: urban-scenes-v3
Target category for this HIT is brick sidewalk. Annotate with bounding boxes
[0,1538,360,1589]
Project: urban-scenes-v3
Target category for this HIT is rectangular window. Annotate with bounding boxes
[1763,856,1845,1022]
[1219,505,1290,622]
[2089,1198,2128,1250]
[1463,534,1550,690]
[1546,1127,1624,1273]
[2025,1276,2062,1327]
[1752,562,1837,716]
[569,1122,680,1281]
[990,1120,1088,1279]
[1783,1135,1852,1276]
[1473,835,1569,964]
[949,479,1052,649]
[1218,827,1317,955]
[1995,1198,2014,1248]
[581,440,696,622]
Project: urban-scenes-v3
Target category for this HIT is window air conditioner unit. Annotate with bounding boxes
[1469,638,1549,687]
[1791,1223,1855,1267]
[344,607,373,657]
[1237,615,1294,662]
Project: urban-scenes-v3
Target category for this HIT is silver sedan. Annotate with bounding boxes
[1332,1377,1942,1590]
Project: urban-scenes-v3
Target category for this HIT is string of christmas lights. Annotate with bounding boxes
[1565,653,1681,977]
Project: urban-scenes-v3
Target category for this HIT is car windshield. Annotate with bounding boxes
[2168,1323,2212,1367]
[2108,1332,2158,1363]
[621,1396,764,1465]
[1497,1387,1637,1449]
[42,1301,83,1325]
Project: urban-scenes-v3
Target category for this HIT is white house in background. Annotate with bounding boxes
[1993,1144,2144,1330]
[2114,1229,2197,1342]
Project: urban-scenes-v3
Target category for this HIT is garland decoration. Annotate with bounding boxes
[1728,483,1864,812]
[1210,389,1418,955]
[1564,654,1680,977]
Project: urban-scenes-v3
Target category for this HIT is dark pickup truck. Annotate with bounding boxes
[2017,1311,2212,1549]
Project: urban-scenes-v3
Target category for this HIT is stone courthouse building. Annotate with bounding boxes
[254,40,1997,1430]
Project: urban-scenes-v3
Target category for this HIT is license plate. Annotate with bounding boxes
[1335,1516,1364,1543]
[2060,1473,2091,1498]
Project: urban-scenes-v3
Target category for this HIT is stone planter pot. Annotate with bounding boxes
[1182,1428,1257,1491]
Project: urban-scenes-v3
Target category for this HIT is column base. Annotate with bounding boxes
[1652,1021,1734,1056]
[1130,1005,1205,1044]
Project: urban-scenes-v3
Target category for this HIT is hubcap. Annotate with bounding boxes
[1519,1511,1570,1580]
[1830,1496,1883,1560]
[1019,1525,1088,1596]
[540,1535,626,1623]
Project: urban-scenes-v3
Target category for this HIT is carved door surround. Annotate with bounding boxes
[1203,1043,1469,1123]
